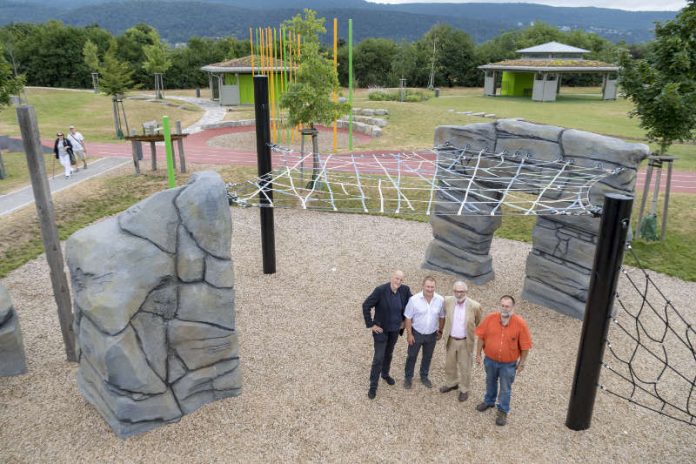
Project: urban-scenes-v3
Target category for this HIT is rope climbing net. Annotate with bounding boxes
[226,144,621,217]
[602,246,695,427]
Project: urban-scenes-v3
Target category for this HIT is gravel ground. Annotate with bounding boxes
[0,208,694,463]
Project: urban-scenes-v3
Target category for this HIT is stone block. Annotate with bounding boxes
[434,124,496,152]
[561,129,649,168]
[0,284,27,376]
[522,278,586,319]
[175,172,232,260]
[524,252,591,301]
[422,240,494,285]
[494,137,562,162]
[496,119,564,142]
[67,171,240,438]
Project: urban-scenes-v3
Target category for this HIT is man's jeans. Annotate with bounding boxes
[370,330,399,389]
[404,329,437,380]
[483,357,518,413]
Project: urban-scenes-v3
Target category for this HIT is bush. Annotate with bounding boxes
[367,89,433,102]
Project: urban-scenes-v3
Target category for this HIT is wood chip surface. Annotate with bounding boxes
[1,208,694,463]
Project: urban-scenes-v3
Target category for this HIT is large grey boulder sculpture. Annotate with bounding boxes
[66,171,240,438]
[0,284,28,376]
[423,120,649,318]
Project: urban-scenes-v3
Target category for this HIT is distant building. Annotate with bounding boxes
[478,41,619,102]
[200,55,291,106]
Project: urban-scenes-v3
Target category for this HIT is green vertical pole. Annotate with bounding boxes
[162,116,176,188]
[348,18,353,151]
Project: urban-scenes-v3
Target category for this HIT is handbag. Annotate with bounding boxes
[69,149,76,165]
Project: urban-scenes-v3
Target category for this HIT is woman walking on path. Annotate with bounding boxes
[53,132,74,178]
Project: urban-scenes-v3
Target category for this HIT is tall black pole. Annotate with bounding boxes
[566,193,633,430]
[253,75,276,274]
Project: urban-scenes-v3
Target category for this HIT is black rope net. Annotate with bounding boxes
[602,245,696,427]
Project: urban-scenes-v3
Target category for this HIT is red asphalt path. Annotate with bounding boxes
[53,126,696,194]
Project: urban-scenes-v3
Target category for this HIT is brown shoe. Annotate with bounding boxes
[496,410,508,426]
[458,391,469,402]
[476,402,494,412]
[439,385,458,394]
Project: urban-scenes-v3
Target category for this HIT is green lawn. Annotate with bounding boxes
[0,88,203,142]
[351,87,696,172]
[0,151,56,194]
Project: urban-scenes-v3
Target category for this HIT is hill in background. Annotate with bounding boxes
[0,0,677,44]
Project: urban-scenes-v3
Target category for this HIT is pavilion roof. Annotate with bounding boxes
[201,55,290,73]
[479,58,618,73]
[517,41,589,54]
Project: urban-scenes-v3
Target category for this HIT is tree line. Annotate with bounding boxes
[0,19,648,93]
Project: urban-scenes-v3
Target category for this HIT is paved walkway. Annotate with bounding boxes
[0,157,129,216]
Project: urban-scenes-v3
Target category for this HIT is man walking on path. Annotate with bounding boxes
[439,280,482,402]
[362,270,412,400]
[67,125,87,170]
[475,295,532,426]
[403,276,444,390]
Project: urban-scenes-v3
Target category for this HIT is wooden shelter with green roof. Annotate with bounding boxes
[201,55,290,106]
[478,41,619,102]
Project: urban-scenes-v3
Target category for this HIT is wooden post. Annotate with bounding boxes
[129,129,141,175]
[150,141,157,171]
[0,149,6,179]
[175,121,187,173]
[661,157,675,241]
[635,161,654,239]
[16,105,77,362]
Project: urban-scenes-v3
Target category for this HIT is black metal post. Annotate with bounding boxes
[566,193,633,431]
[253,75,276,274]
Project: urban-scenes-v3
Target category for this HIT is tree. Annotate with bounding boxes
[0,46,24,107]
[117,24,158,87]
[419,24,478,88]
[354,38,398,87]
[280,10,349,187]
[83,39,100,92]
[619,0,696,155]
[99,40,135,138]
[142,31,172,99]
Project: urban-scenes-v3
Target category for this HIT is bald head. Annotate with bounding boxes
[453,280,468,303]
[390,270,404,291]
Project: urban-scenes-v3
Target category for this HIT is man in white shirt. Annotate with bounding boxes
[67,125,87,170]
[439,280,482,402]
[403,275,445,389]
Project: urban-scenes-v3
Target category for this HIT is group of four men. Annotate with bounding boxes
[362,270,532,426]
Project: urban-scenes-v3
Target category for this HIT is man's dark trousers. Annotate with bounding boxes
[405,329,437,380]
[370,330,399,390]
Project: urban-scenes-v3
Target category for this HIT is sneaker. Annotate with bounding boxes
[476,402,494,412]
[404,378,412,389]
[458,391,469,402]
[420,378,433,388]
[439,385,458,393]
[368,389,376,400]
[496,410,508,426]
[381,375,396,386]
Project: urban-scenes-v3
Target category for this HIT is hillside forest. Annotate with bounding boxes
[0,19,649,91]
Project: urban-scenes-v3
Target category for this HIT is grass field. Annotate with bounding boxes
[351,87,696,171]
[0,88,203,142]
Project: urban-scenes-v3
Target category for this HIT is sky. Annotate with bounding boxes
[369,1,687,12]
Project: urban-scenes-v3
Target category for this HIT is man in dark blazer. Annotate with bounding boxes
[362,270,413,400]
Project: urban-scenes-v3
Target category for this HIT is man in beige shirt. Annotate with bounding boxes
[439,280,482,402]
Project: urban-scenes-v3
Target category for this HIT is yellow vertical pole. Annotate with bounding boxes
[268,27,275,143]
[333,17,338,152]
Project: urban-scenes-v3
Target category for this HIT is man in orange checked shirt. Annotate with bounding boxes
[475,295,532,426]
